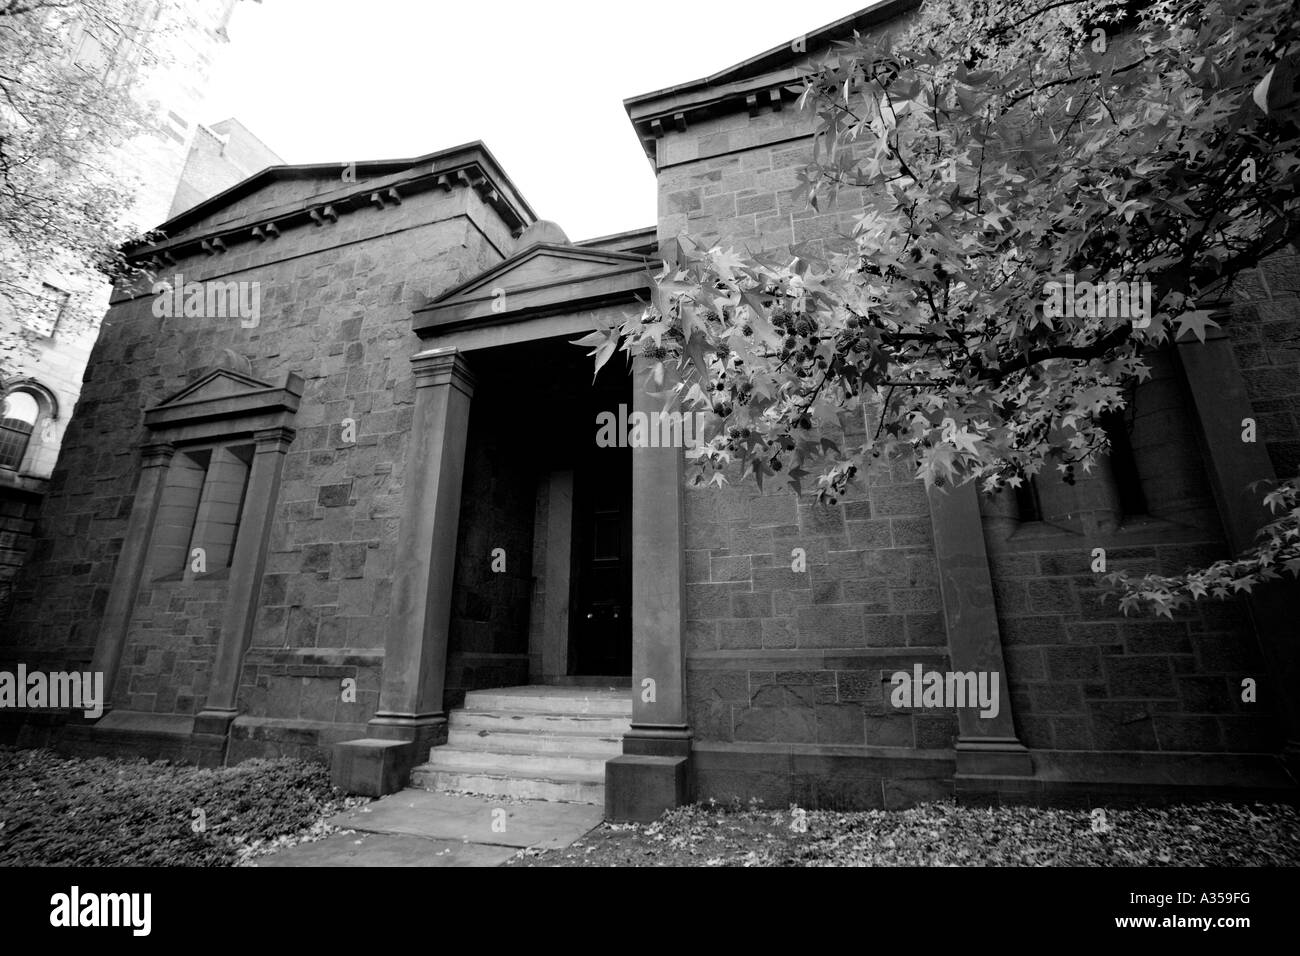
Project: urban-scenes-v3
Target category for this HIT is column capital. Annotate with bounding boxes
[253,425,296,452]
[140,441,175,467]
[411,347,476,396]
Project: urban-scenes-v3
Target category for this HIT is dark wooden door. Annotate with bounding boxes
[569,412,632,676]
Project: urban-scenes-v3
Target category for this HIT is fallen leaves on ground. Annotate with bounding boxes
[505,799,1300,867]
[0,746,369,866]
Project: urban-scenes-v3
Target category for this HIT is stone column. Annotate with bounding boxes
[91,441,174,711]
[607,355,691,821]
[365,348,476,756]
[1175,326,1300,755]
[927,480,1032,778]
[541,470,574,681]
[194,426,294,735]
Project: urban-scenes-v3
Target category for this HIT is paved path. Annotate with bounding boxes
[255,789,603,867]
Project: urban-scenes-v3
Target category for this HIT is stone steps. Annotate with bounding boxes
[447,727,623,756]
[452,710,631,738]
[460,686,632,716]
[409,685,631,805]
[418,746,611,778]
[410,767,607,805]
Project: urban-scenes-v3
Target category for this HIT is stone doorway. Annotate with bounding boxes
[441,337,632,710]
[343,235,692,816]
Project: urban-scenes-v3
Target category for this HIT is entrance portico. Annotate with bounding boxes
[333,226,691,819]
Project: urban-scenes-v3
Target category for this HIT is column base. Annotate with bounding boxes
[1280,739,1300,780]
[193,708,238,737]
[607,725,691,821]
[621,723,691,757]
[332,739,412,797]
[954,736,1034,777]
[606,754,690,822]
[331,713,447,796]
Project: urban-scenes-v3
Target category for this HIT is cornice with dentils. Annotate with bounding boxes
[623,0,920,163]
[124,141,537,271]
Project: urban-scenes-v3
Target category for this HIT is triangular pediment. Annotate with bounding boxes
[126,141,535,264]
[414,243,651,336]
[143,368,304,435]
[156,368,274,408]
[436,243,650,304]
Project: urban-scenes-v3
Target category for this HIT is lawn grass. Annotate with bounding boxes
[506,799,1300,867]
[0,745,368,866]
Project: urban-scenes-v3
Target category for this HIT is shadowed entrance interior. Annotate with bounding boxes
[442,336,633,712]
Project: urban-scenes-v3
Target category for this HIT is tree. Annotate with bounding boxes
[586,0,1300,617]
[0,0,172,374]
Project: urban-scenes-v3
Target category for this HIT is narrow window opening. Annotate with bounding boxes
[1015,475,1042,523]
[1100,409,1148,517]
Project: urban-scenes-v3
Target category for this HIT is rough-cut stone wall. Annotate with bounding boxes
[980,346,1274,759]
[1229,244,1300,480]
[684,418,951,742]
[654,60,1294,802]
[0,493,41,617]
[657,108,867,260]
[653,95,953,807]
[1,175,516,760]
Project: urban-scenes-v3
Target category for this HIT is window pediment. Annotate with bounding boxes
[144,369,303,436]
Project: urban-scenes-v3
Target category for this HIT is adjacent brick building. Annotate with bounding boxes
[3,1,1297,819]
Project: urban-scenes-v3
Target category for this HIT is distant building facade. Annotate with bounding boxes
[3,2,1297,820]
[0,0,279,613]
[168,119,286,221]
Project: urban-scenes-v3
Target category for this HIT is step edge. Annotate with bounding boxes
[411,767,607,785]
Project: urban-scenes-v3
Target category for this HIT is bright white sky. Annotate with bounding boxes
[202,0,858,242]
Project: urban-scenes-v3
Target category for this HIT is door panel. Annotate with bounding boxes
[569,391,632,676]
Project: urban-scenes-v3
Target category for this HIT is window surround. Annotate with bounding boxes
[32,283,71,339]
[91,366,302,722]
[148,440,255,583]
[0,380,59,477]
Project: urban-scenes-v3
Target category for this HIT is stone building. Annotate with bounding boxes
[0,117,281,615]
[1,0,273,613]
[3,1,1298,821]
[168,119,286,222]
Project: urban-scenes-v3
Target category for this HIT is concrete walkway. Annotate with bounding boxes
[255,788,604,867]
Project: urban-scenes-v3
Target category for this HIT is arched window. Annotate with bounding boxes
[0,391,40,470]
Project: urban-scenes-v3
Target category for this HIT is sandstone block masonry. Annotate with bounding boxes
[0,147,532,762]
[634,21,1300,804]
